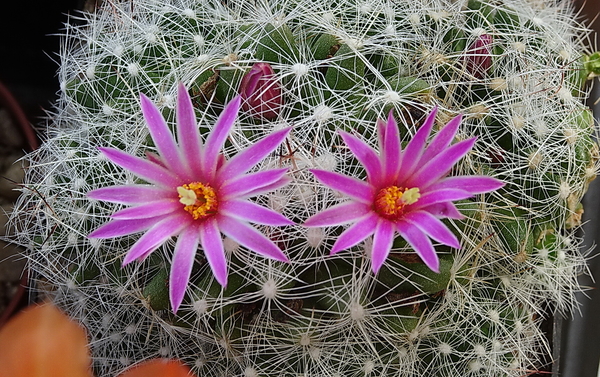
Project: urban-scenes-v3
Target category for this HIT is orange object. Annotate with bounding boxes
[116,359,195,377]
[0,303,92,377]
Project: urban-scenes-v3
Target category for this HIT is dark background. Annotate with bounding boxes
[1,1,599,376]
[0,0,82,125]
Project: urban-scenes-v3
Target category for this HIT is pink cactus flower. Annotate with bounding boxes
[88,83,293,312]
[304,108,504,273]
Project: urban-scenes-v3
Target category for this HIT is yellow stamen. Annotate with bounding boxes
[374,186,420,220]
[177,182,218,220]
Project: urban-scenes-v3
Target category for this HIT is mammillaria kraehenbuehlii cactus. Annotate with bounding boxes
[7,0,600,376]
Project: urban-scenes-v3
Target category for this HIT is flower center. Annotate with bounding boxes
[177,182,218,220]
[374,186,420,220]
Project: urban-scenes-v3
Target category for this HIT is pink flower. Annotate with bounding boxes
[88,83,293,312]
[464,34,493,79]
[239,62,282,120]
[304,108,504,273]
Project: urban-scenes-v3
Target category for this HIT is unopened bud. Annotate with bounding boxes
[239,62,282,120]
[464,34,493,79]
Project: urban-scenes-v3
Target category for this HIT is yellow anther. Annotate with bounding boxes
[177,182,218,220]
[374,186,420,220]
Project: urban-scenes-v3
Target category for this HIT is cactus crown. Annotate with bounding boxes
[8,0,599,376]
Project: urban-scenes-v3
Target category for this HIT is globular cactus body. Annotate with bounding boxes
[8,0,599,376]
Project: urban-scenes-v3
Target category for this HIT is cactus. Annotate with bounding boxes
[7,0,599,376]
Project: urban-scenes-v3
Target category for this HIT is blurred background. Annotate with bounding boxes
[0,0,80,327]
[0,1,599,376]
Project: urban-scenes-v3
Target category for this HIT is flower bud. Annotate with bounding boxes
[239,62,282,120]
[464,34,493,79]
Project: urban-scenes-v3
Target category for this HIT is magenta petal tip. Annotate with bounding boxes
[214,271,228,287]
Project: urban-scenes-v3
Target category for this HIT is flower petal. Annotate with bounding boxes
[241,176,291,199]
[140,93,184,175]
[203,96,242,180]
[122,215,191,264]
[145,151,166,168]
[219,199,294,226]
[422,202,465,219]
[382,110,402,181]
[99,147,179,188]
[407,137,477,189]
[376,118,386,150]
[427,175,505,194]
[396,222,439,272]
[88,216,162,238]
[87,185,167,204]
[339,131,382,186]
[176,82,204,178]
[200,218,228,287]
[331,213,379,254]
[397,107,436,182]
[304,201,371,227]
[371,219,395,273]
[111,200,180,220]
[169,224,201,312]
[403,210,460,248]
[421,114,462,162]
[218,127,291,183]
[220,168,289,199]
[217,215,288,262]
[411,188,473,210]
[310,169,375,204]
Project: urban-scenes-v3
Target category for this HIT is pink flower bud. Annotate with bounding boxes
[464,34,493,79]
[239,62,282,120]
